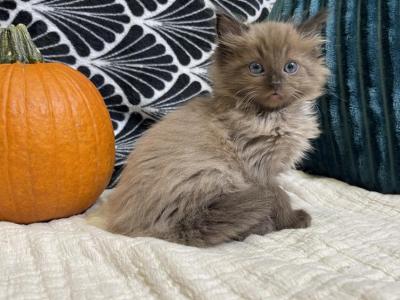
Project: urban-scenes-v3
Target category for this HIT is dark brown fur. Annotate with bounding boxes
[87,12,329,247]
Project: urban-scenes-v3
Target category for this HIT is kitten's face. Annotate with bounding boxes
[214,13,329,110]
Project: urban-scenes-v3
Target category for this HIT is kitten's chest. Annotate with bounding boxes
[232,109,319,183]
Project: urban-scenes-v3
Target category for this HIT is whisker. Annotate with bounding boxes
[239,90,258,111]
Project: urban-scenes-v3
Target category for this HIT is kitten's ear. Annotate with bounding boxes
[297,9,328,36]
[216,14,248,39]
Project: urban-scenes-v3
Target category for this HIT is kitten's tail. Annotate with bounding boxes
[86,190,114,230]
[86,205,110,230]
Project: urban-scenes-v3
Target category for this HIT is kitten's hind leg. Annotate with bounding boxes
[271,185,312,230]
[157,186,275,247]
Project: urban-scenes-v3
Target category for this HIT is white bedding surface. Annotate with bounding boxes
[1,171,400,300]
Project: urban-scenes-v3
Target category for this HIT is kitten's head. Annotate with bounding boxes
[213,11,330,111]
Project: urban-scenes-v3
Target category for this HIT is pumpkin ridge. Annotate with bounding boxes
[36,64,61,218]
[57,66,101,208]
[2,64,18,219]
[24,65,39,221]
[0,67,11,220]
[0,66,3,220]
[82,68,116,185]
[47,65,83,211]
[72,67,115,190]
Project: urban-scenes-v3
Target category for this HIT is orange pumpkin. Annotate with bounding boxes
[0,24,115,224]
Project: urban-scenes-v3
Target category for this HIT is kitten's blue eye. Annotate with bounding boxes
[283,61,299,74]
[249,62,264,75]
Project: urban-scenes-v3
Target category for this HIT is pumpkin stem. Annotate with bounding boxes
[0,24,44,64]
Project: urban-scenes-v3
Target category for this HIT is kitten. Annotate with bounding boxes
[87,11,329,247]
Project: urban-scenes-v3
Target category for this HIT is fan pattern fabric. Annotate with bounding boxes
[0,0,276,187]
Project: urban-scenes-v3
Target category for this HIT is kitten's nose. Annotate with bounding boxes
[271,80,281,91]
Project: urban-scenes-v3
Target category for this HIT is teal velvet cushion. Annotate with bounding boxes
[269,0,400,193]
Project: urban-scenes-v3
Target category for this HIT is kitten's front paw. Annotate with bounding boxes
[292,209,311,228]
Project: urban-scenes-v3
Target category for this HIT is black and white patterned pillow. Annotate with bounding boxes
[0,0,276,187]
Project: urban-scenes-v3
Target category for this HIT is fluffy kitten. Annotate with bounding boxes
[88,11,329,247]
